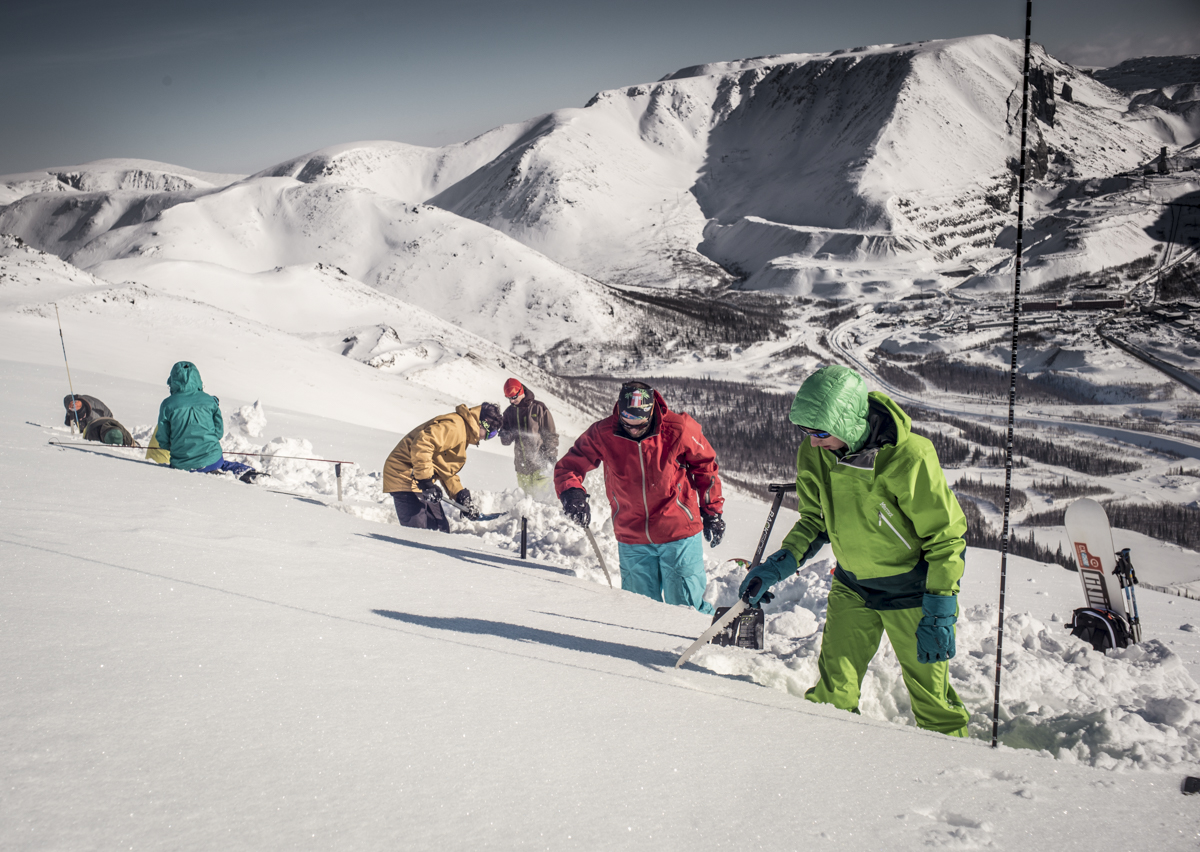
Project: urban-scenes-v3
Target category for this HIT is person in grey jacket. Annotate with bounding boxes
[499,378,559,495]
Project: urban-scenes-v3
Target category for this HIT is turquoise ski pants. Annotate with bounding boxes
[617,532,714,614]
[805,578,970,736]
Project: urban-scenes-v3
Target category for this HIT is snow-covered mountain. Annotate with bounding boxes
[6,38,1197,333]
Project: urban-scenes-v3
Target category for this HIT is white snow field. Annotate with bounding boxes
[3,361,1200,851]
[3,286,1200,848]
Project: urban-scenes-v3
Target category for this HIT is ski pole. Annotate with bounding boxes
[48,443,353,464]
[582,526,613,588]
[220,451,355,464]
[1115,548,1142,643]
[992,0,1035,751]
[54,304,81,434]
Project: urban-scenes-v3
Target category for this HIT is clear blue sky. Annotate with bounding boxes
[3,0,1198,176]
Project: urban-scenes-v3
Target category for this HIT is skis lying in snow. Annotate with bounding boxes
[675,482,796,668]
[48,440,156,461]
[1063,497,1142,650]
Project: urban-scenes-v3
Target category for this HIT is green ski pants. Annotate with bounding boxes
[805,578,970,737]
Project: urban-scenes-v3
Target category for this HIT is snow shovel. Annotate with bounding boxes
[675,482,795,668]
[582,526,614,588]
[440,497,502,522]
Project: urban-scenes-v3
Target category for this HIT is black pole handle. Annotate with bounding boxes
[749,482,796,570]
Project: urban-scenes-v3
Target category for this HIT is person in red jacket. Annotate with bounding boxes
[554,381,725,613]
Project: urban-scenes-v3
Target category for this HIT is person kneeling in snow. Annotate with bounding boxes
[154,361,260,483]
[63,394,112,434]
[63,394,136,446]
[554,382,724,613]
[739,365,970,737]
[383,402,502,532]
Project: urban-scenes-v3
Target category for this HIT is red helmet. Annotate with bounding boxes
[503,378,524,399]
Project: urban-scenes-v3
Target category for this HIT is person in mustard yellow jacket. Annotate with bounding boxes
[383,402,502,532]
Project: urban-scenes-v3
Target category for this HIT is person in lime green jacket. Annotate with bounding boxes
[739,365,970,737]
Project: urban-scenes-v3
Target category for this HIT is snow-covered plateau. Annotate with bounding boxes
[2,33,1200,850]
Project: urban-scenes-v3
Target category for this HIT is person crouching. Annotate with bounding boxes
[383,402,502,532]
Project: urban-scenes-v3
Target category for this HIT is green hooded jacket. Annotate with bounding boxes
[155,361,225,471]
[782,376,967,609]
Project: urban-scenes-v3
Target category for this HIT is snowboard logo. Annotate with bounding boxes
[1074,541,1103,571]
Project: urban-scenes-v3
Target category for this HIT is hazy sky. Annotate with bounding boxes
[3,0,1198,177]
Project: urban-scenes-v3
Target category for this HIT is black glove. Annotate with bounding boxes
[455,488,481,521]
[560,487,590,527]
[702,513,725,547]
[741,576,775,607]
[416,478,443,505]
[498,429,516,445]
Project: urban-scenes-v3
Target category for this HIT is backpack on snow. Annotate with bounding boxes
[1067,607,1131,652]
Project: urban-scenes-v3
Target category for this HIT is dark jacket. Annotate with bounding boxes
[83,417,136,447]
[554,390,723,546]
[63,394,113,432]
[500,389,559,474]
[155,362,225,471]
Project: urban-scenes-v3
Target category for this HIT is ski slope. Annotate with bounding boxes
[4,351,1200,848]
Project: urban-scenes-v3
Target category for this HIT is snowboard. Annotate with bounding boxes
[1063,498,1127,617]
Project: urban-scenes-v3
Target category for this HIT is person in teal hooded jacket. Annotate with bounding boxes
[739,365,970,737]
[155,361,259,482]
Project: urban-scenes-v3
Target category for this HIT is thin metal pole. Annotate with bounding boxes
[992,0,1034,750]
[54,304,81,434]
[47,443,353,465]
[335,463,343,502]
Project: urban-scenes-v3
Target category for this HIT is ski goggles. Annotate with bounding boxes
[479,420,500,440]
[795,425,833,439]
[620,407,653,426]
[506,392,522,401]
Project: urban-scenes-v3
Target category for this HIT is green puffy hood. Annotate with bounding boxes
[167,361,204,395]
[789,365,870,452]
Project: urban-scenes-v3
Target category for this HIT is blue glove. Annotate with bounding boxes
[916,593,957,663]
[737,548,798,606]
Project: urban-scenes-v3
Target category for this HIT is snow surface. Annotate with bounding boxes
[4,360,1200,850]
[4,333,1200,847]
